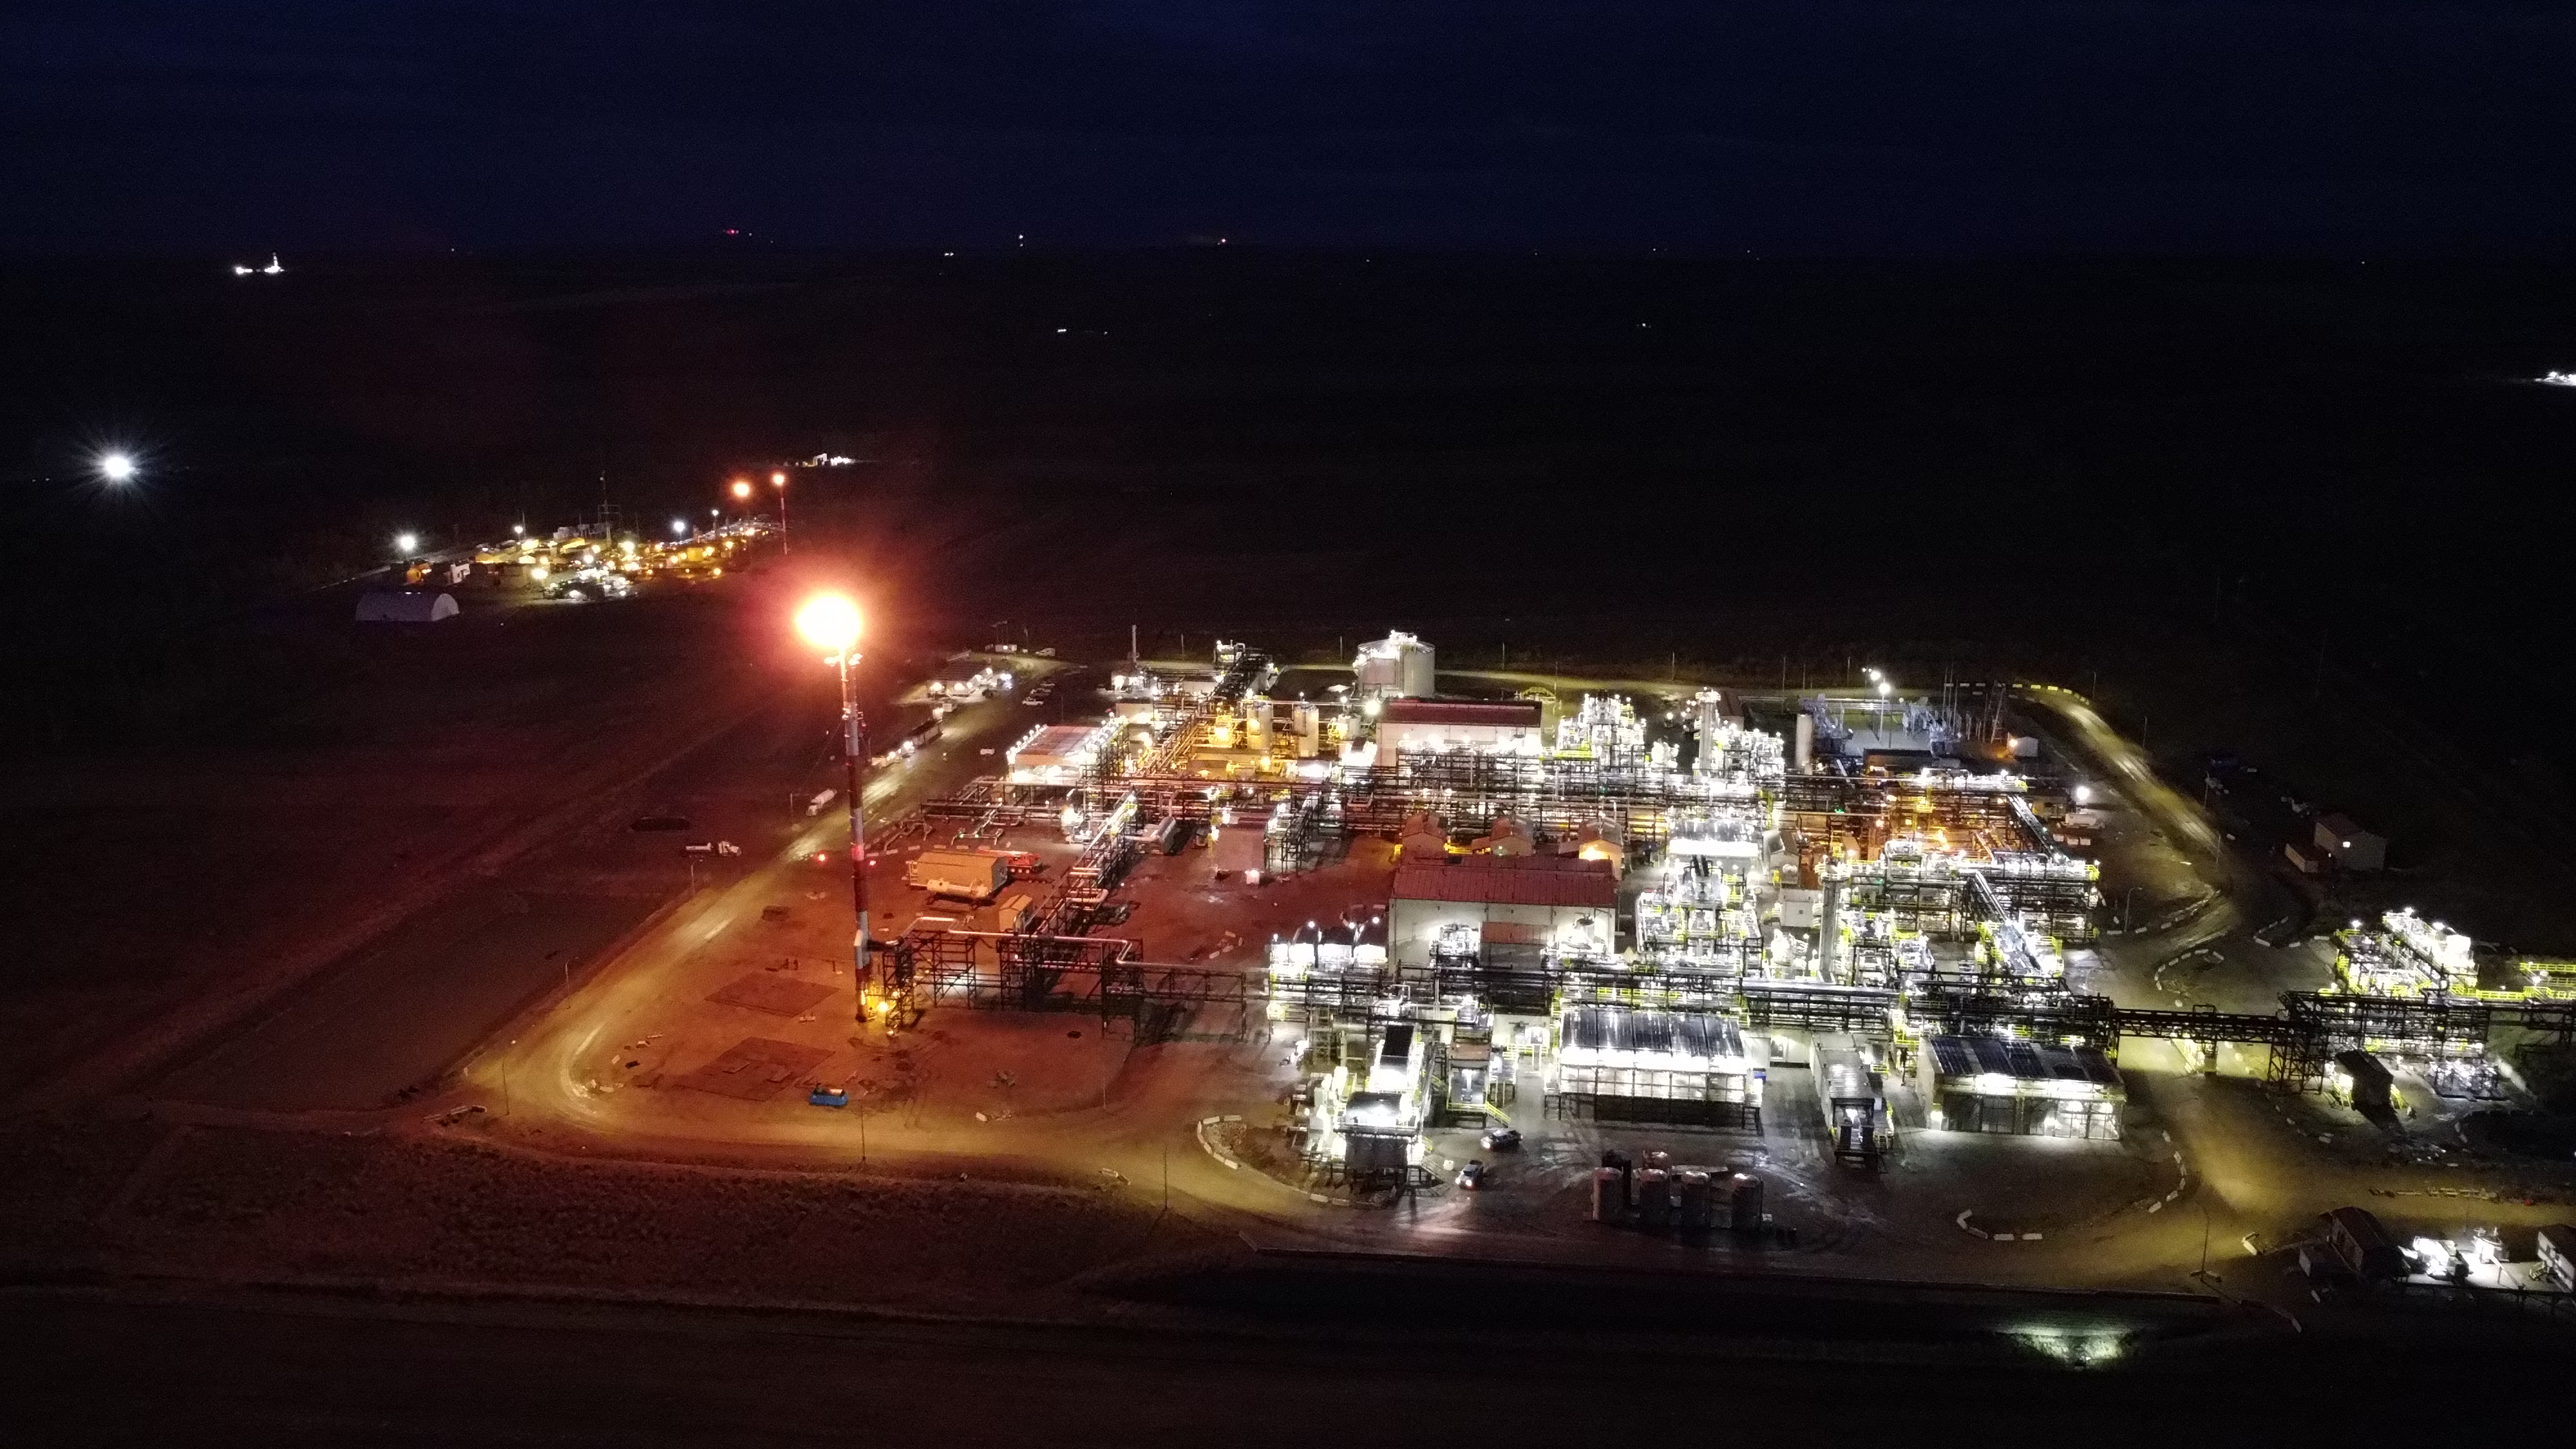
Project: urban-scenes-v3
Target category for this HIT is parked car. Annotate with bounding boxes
[1479,1128,1522,1151]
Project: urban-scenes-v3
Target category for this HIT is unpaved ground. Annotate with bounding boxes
[0,582,815,1101]
[0,1116,1224,1313]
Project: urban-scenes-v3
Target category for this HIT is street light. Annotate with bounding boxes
[771,470,790,554]
[671,517,688,536]
[797,594,871,1018]
[97,450,137,484]
[730,478,753,501]
[395,531,419,555]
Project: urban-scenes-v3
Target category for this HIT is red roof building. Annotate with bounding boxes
[1391,853,1618,910]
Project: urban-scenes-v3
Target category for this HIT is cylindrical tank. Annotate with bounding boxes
[1590,1168,1624,1222]
[1729,1172,1765,1233]
[1794,713,1814,769]
[1293,702,1321,758]
[1676,1171,1714,1231]
[1244,697,1272,750]
[1636,1168,1671,1229]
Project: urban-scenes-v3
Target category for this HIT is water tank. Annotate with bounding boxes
[1729,1172,1765,1233]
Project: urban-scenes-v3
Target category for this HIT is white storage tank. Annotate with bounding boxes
[1589,1168,1625,1222]
[1676,1171,1714,1231]
[1636,1167,1671,1228]
[1729,1172,1765,1233]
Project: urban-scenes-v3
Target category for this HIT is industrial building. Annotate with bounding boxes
[1374,697,1545,761]
[1388,853,1618,968]
[1920,1034,2125,1139]
[1551,1006,1761,1129]
[2313,813,2387,873]
[1005,721,1113,786]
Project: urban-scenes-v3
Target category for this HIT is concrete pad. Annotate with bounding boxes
[707,974,833,1018]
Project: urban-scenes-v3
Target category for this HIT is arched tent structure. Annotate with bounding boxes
[355,591,459,623]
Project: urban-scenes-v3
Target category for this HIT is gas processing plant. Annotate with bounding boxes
[881,632,2576,1193]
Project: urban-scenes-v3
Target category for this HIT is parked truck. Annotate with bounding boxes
[905,848,1011,903]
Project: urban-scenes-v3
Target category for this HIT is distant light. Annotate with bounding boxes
[395,531,419,554]
[2073,784,2092,806]
[1877,681,1892,697]
[97,451,137,484]
[671,518,688,535]
[730,478,753,499]
[770,471,787,487]
[510,523,525,536]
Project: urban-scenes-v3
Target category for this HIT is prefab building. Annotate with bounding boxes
[1921,1034,2125,1139]
[1552,1006,1761,1129]
[1388,853,1618,967]
[1375,697,1543,762]
[354,590,459,623]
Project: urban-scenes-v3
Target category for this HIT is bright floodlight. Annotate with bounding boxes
[797,595,863,653]
[1876,680,1892,697]
[98,451,137,484]
[730,478,753,499]
[770,471,787,487]
[671,518,688,535]
[395,531,419,554]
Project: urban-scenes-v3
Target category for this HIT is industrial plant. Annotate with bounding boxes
[857,629,2576,1211]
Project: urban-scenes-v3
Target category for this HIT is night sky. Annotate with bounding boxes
[9,1,2576,255]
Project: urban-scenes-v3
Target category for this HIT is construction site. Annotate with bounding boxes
[827,629,2576,1215]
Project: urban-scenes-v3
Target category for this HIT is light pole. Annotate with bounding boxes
[798,595,871,1018]
[771,471,790,553]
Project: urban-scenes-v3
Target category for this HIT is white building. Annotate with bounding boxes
[2314,813,2387,872]
[1005,721,1112,784]
[1920,1034,2124,1139]
[1352,630,1436,701]
[1375,697,1543,762]
[1388,853,1618,967]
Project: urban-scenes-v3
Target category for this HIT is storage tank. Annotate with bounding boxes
[1794,713,1815,769]
[1590,1168,1624,1222]
[1354,632,1436,700]
[1676,1171,1714,1231]
[1291,701,1321,758]
[1244,697,1272,751]
[1728,1172,1765,1233]
[1636,1168,1671,1229]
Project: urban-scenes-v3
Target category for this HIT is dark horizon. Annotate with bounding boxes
[11,3,2576,258]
